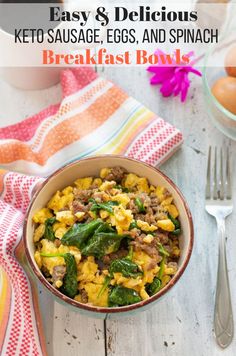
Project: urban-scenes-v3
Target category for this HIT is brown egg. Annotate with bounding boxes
[225,46,236,77]
[211,76,236,115]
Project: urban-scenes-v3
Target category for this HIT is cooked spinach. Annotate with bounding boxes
[97,245,137,298]
[108,285,142,307]
[94,222,115,233]
[168,213,181,235]
[61,219,103,249]
[81,232,127,259]
[44,217,56,241]
[146,277,162,296]
[157,243,168,281]
[129,221,138,230]
[126,245,134,260]
[89,198,119,214]
[109,258,143,278]
[97,275,112,299]
[60,253,78,298]
[158,256,165,279]
[40,253,65,257]
[39,252,77,298]
[114,185,129,193]
[135,197,146,213]
[171,228,181,236]
[157,243,170,257]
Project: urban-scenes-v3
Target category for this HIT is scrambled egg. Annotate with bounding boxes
[143,234,154,244]
[155,186,167,203]
[110,205,133,234]
[93,178,102,187]
[53,222,68,239]
[157,219,175,232]
[111,273,143,289]
[160,197,173,206]
[124,174,150,193]
[56,210,75,226]
[100,168,111,179]
[124,173,139,189]
[75,212,86,221]
[99,210,110,219]
[137,220,157,232]
[77,257,108,306]
[136,177,150,193]
[82,282,108,307]
[33,224,45,242]
[74,177,93,190]
[33,208,52,224]
[38,239,70,275]
[111,193,130,207]
[47,189,74,213]
[68,246,82,265]
[165,204,179,218]
[99,180,116,191]
[77,256,98,283]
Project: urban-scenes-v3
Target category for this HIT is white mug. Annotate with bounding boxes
[0,2,102,90]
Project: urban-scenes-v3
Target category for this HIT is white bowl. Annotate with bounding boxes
[23,155,194,317]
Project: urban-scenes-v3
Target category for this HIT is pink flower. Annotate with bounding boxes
[147,50,202,102]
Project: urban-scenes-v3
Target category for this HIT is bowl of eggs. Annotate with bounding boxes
[23,155,194,317]
[203,31,236,140]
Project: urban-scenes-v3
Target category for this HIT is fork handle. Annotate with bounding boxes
[214,218,234,348]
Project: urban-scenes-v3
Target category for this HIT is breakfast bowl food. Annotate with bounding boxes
[24,155,193,316]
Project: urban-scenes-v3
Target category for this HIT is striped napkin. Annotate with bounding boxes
[0,67,183,355]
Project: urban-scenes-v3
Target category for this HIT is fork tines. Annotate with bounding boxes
[205,146,232,200]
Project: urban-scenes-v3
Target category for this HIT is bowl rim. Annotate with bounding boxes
[203,41,236,122]
[23,154,194,314]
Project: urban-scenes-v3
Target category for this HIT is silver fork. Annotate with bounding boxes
[205,146,234,348]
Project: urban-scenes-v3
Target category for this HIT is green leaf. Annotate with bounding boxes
[146,277,162,296]
[109,258,142,278]
[89,199,119,214]
[129,221,138,230]
[95,222,115,234]
[108,286,142,307]
[60,253,78,298]
[135,197,146,213]
[97,275,112,299]
[168,213,180,229]
[158,256,166,280]
[44,217,56,241]
[61,219,103,249]
[81,232,127,259]
[114,185,130,193]
[157,243,170,257]
[172,228,181,236]
[126,245,134,260]
[40,253,65,257]
[39,252,78,299]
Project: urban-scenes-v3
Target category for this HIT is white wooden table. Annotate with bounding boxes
[0,65,236,356]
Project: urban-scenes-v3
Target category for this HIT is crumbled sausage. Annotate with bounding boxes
[104,166,127,183]
[102,249,128,266]
[80,289,88,303]
[54,239,61,248]
[74,189,93,202]
[52,265,66,286]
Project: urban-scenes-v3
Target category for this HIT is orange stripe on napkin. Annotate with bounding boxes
[0,86,128,165]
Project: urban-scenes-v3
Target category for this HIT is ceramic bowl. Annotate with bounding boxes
[23,155,194,317]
